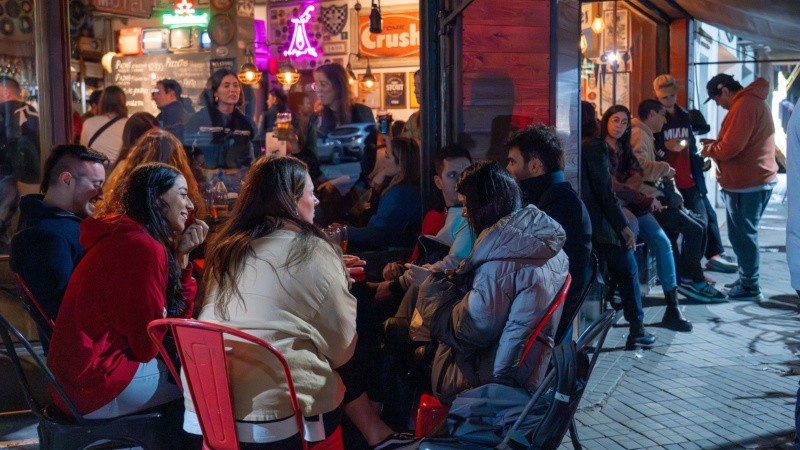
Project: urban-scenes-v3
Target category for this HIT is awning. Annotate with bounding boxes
[629,0,800,60]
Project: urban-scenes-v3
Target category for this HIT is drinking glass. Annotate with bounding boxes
[276,112,292,140]
[325,225,348,253]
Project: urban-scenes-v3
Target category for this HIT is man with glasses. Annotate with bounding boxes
[701,73,778,301]
[152,79,189,141]
[10,145,108,345]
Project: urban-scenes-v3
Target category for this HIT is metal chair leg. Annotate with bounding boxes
[569,417,582,450]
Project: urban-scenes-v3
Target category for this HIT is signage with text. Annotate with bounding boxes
[91,0,154,19]
[358,11,419,59]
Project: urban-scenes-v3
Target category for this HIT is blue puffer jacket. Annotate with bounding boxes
[429,205,568,402]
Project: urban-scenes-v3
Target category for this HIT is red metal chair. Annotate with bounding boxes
[147,318,311,450]
[415,274,572,438]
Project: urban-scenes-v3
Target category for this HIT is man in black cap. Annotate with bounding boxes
[152,78,189,141]
[701,73,777,301]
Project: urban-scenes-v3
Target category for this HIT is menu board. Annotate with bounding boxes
[111,52,212,116]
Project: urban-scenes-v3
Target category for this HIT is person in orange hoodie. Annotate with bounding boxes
[701,74,778,301]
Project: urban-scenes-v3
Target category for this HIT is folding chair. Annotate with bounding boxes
[416,274,572,439]
[0,312,170,450]
[147,318,312,450]
[555,254,599,344]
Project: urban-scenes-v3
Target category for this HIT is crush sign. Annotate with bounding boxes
[358,11,420,59]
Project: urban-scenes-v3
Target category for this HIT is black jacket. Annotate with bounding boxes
[184,107,255,169]
[654,105,707,195]
[580,138,630,247]
[10,195,83,321]
[157,100,190,142]
[519,171,593,333]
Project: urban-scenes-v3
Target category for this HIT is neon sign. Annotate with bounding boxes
[162,0,209,27]
[283,5,319,58]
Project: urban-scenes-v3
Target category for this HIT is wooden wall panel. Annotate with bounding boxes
[460,0,552,158]
[462,25,550,54]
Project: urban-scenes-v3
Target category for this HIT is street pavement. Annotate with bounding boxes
[561,185,799,449]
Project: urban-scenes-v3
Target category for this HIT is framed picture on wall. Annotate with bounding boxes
[408,71,420,108]
[602,9,628,54]
[383,72,406,109]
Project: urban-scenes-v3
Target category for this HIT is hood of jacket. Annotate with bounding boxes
[18,194,81,230]
[457,205,565,275]
[631,117,655,141]
[79,214,147,252]
[733,77,770,104]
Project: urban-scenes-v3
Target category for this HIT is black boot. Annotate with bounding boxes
[626,324,656,350]
[662,288,693,332]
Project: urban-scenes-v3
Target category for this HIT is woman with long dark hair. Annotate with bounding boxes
[601,104,692,332]
[311,63,377,178]
[346,136,422,251]
[48,163,208,419]
[580,102,655,349]
[428,160,568,402]
[190,156,355,448]
[111,112,160,173]
[184,68,256,171]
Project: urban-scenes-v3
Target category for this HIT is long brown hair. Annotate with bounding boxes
[202,156,340,320]
[100,129,205,217]
[383,136,420,196]
[315,63,353,126]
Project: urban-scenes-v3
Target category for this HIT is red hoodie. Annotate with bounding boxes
[48,214,195,415]
[705,77,778,190]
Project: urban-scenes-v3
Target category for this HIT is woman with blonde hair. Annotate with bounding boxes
[99,129,205,217]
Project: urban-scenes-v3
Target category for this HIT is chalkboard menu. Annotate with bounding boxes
[111,52,212,116]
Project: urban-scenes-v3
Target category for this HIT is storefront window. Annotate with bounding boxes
[0,0,40,256]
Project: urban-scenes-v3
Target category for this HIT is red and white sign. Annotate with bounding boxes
[358,11,420,59]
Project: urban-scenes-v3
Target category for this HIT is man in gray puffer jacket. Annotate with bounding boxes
[428,161,569,403]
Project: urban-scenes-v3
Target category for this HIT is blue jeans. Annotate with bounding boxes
[84,358,181,419]
[722,189,772,288]
[637,213,677,291]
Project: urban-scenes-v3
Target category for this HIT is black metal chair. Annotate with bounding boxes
[0,312,172,450]
[417,309,616,450]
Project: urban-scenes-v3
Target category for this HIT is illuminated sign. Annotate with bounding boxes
[358,11,420,59]
[162,12,209,26]
[163,0,209,27]
[283,5,319,58]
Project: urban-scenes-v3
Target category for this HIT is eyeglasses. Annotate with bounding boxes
[151,89,160,96]
[311,81,331,92]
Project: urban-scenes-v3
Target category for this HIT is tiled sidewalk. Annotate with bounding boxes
[561,196,799,449]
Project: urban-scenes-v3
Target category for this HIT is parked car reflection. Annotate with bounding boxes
[316,122,375,165]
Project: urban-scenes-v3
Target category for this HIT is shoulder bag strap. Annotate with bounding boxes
[87,116,123,148]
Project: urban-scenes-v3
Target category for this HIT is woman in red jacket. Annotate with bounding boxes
[48,162,208,419]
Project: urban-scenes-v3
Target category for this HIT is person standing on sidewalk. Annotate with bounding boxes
[630,99,725,303]
[652,74,738,276]
[701,74,778,301]
[785,94,800,450]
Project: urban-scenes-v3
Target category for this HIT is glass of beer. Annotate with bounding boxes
[276,112,292,140]
[325,224,348,253]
